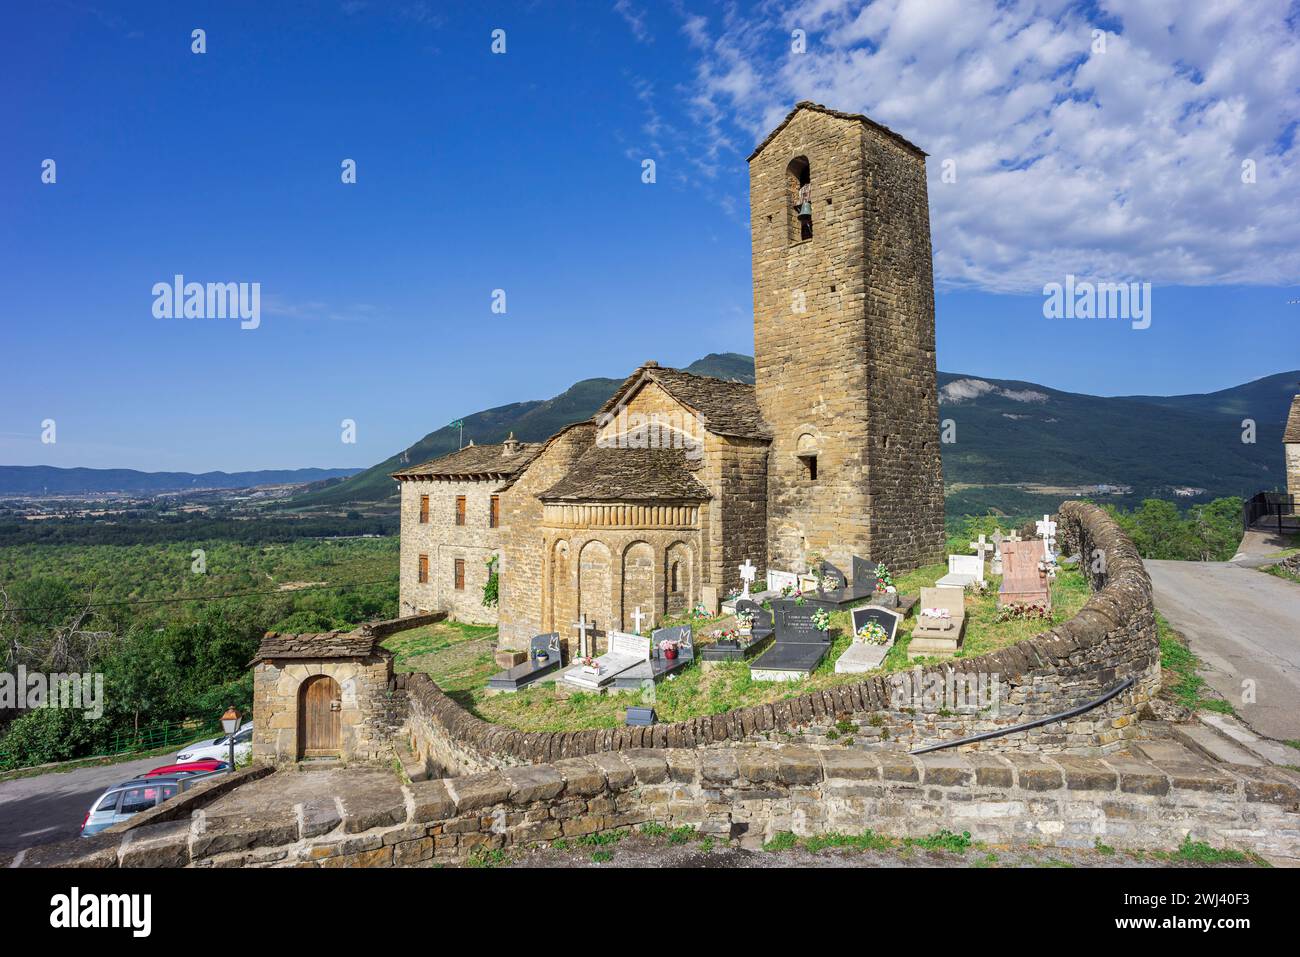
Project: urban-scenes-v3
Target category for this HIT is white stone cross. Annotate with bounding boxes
[990,529,1005,574]
[738,559,757,600]
[1036,515,1058,558]
[1006,529,1022,543]
[631,606,648,635]
[969,534,993,563]
[573,614,592,658]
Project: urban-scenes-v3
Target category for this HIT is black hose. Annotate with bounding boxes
[908,675,1137,755]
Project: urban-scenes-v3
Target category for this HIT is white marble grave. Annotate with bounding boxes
[560,631,650,691]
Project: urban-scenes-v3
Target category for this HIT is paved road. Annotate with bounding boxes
[0,754,171,856]
[1146,559,1300,741]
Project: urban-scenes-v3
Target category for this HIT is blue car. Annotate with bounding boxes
[80,770,222,836]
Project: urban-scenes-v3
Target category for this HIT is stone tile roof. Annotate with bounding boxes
[1286,395,1300,444]
[747,100,927,161]
[598,362,772,441]
[391,440,542,480]
[540,446,711,502]
[252,628,386,663]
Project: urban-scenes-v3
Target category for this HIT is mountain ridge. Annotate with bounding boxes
[285,355,1297,511]
[0,466,363,497]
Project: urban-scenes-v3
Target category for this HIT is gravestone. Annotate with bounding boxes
[1036,514,1058,559]
[936,554,984,589]
[738,559,757,600]
[561,630,650,691]
[851,556,881,595]
[990,530,1005,575]
[486,633,563,692]
[815,560,848,601]
[614,625,695,688]
[836,606,902,673]
[702,599,773,661]
[751,599,832,681]
[766,569,798,593]
[999,539,1051,610]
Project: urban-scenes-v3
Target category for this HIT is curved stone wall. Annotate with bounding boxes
[404,501,1160,776]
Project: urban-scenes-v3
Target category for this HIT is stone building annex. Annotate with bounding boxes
[393,102,947,652]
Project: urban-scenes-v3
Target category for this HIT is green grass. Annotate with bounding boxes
[465,847,508,868]
[1158,613,1235,715]
[590,850,614,863]
[763,828,972,855]
[392,565,1095,733]
[1262,562,1300,585]
[1148,835,1267,866]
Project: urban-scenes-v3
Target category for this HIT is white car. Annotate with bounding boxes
[176,722,253,764]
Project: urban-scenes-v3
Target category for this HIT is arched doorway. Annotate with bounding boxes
[298,674,341,759]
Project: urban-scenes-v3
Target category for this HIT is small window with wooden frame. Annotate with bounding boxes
[787,156,812,243]
[454,558,465,590]
[455,495,466,526]
[489,495,500,528]
[418,494,429,524]
[417,554,429,583]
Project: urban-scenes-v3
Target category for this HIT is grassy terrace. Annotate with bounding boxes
[383,563,1091,733]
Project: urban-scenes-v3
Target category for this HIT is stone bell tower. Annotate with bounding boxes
[749,102,945,575]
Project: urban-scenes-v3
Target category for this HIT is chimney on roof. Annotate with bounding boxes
[502,432,521,455]
[644,360,659,368]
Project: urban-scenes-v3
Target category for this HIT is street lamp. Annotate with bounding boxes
[221,707,240,771]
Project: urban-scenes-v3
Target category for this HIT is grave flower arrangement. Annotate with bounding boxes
[994,602,1051,623]
[874,562,896,593]
[920,606,952,629]
[709,626,743,646]
[659,639,680,661]
[687,605,714,621]
[793,589,807,606]
[818,573,841,592]
[811,608,831,631]
[580,655,602,675]
[856,620,890,645]
[735,610,754,634]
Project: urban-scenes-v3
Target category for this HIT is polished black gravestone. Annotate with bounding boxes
[850,606,902,644]
[804,557,882,610]
[613,625,695,688]
[750,599,832,679]
[486,632,563,691]
[701,599,774,661]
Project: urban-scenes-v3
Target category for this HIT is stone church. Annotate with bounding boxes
[394,103,946,652]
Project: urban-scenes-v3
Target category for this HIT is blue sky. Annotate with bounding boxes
[2,0,1297,472]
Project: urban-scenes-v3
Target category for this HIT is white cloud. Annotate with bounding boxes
[668,0,1300,291]
[614,0,653,43]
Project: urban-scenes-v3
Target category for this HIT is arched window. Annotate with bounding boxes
[670,561,681,593]
[787,156,812,243]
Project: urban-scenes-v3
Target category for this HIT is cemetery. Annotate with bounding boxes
[382,515,1093,735]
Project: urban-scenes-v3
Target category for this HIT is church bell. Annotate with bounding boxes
[798,201,813,219]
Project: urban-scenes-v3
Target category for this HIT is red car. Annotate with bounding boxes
[143,759,229,778]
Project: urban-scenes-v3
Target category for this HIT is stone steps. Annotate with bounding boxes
[1198,712,1299,767]
[1170,723,1265,767]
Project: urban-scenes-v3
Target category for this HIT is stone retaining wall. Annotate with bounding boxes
[403,501,1159,775]
[18,748,1299,867]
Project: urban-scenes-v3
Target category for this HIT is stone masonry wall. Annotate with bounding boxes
[403,502,1158,774]
[750,104,945,576]
[498,423,597,649]
[253,655,397,765]
[25,747,1300,867]
[1287,442,1300,503]
[398,474,504,624]
[860,123,946,568]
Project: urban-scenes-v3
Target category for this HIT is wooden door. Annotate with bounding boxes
[299,675,341,758]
